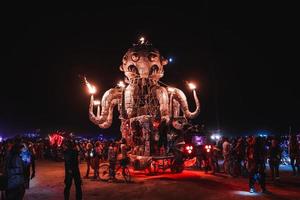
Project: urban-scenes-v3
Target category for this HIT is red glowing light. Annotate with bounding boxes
[49,133,64,147]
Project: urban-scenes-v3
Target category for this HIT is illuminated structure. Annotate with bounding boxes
[86,38,200,162]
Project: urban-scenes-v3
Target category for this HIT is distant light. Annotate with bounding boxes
[168,58,173,63]
[211,134,221,141]
[188,82,196,90]
[93,100,100,106]
[0,136,3,142]
[139,37,145,44]
[117,81,126,88]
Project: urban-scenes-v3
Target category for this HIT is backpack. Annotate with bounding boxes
[20,149,31,167]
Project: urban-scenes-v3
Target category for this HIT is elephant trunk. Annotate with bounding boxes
[172,88,200,119]
[98,99,119,129]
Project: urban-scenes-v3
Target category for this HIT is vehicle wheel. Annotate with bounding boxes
[176,164,184,173]
[171,162,184,173]
[99,163,110,181]
[123,167,131,183]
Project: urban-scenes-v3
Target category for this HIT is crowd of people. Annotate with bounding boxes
[0,133,299,199]
[194,134,300,193]
[0,136,130,200]
[0,137,36,200]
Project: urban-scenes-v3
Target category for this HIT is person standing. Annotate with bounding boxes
[108,143,117,182]
[20,143,35,190]
[268,138,282,181]
[4,139,25,200]
[211,142,221,174]
[289,134,300,176]
[63,140,82,200]
[93,141,102,180]
[222,137,231,174]
[84,143,93,179]
[246,136,268,193]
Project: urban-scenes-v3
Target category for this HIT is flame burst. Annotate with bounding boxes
[188,82,196,90]
[84,77,96,94]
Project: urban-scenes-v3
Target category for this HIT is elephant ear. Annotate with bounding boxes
[161,57,168,66]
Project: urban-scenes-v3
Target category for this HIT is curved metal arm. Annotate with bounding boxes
[98,99,119,129]
[155,86,170,122]
[172,88,200,119]
[89,88,122,125]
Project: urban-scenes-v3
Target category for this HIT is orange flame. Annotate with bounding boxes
[84,77,96,94]
[188,82,196,90]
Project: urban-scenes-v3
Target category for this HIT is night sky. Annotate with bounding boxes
[0,2,297,137]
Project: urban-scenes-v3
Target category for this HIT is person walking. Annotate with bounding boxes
[268,138,282,181]
[63,140,82,200]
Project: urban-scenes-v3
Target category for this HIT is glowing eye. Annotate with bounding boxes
[131,53,139,62]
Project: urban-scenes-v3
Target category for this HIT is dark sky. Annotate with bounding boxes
[0,2,297,137]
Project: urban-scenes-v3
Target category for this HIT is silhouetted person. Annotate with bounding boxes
[289,134,300,176]
[158,119,169,154]
[246,136,267,193]
[84,142,93,178]
[4,139,25,200]
[268,138,281,181]
[20,143,35,189]
[108,143,117,182]
[63,140,82,200]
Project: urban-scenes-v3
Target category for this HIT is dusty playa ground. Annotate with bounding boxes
[24,160,300,200]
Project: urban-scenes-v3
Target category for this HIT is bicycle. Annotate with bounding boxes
[99,158,131,183]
